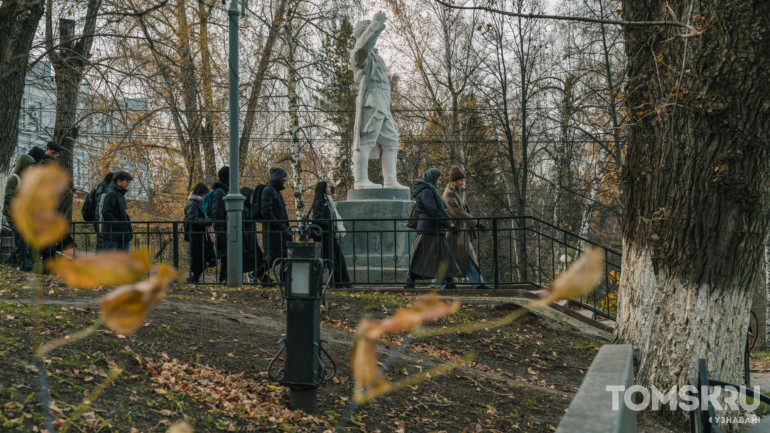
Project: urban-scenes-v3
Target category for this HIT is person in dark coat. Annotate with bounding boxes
[27,141,60,164]
[211,167,229,283]
[406,168,461,289]
[184,182,214,283]
[90,172,114,250]
[3,154,36,270]
[261,167,290,280]
[99,171,133,251]
[312,181,352,288]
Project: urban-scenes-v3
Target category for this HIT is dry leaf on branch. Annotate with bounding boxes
[99,265,181,335]
[47,249,151,288]
[351,294,460,404]
[9,164,69,248]
[538,247,605,306]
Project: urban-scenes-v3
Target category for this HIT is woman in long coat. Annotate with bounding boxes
[312,181,352,288]
[406,168,461,288]
[443,166,490,289]
[184,182,215,283]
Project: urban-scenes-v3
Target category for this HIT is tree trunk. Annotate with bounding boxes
[614,0,770,398]
[0,0,45,174]
[47,0,101,219]
[53,66,82,219]
[240,0,285,168]
[286,0,303,218]
[765,235,770,347]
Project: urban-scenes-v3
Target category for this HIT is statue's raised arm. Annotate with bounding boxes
[349,12,407,190]
[351,12,386,71]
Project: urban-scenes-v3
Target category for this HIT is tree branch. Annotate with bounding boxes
[433,0,702,38]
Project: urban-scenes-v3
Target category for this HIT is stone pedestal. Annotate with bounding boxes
[335,188,413,284]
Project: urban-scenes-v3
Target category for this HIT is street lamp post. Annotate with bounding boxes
[225,0,244,287]
[268,221,336,414]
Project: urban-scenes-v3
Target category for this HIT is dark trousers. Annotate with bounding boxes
[101,239,130,251]
[10,222,32,271]
[219,256,227,283]
[331,238,350,285]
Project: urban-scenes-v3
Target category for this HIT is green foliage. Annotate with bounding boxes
[315,18,357,196]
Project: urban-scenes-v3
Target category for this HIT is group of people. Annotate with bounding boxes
[3,143,487,290]
[2,141,135,270]
[407,165,491,290]
[183,166,354,287]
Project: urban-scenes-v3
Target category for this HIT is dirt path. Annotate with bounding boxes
[0,268,684,432]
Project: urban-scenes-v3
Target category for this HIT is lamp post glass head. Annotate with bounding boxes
[285,241,323,299]
[289,261,311,296]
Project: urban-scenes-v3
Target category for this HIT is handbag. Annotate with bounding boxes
[406,205,418,229]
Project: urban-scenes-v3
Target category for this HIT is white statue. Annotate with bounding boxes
[350,12,407,190]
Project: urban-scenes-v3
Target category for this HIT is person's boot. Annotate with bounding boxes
[353,148,381,189]
[404,273,416,290]
[381,148,408,189]
[443,277,457,290]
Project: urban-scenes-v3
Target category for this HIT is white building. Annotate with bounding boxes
[6,61,150,205]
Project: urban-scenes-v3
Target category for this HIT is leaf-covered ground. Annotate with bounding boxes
[0,265,681,432]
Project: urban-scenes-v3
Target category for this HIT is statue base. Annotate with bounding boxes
[347,188,411,201]
[335,188,414,284]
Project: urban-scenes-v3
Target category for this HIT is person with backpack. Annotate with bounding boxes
[2,154,36,271]
[246,183,272,284]
[261,167,290,281]
[27,141,60,164]
[82,172,113,250]
[98,171,133,251]
[184,182,215,283]
[311,181,352,288]
[209,167,229,283]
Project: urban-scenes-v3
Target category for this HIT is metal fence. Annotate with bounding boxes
[1,215,621,320]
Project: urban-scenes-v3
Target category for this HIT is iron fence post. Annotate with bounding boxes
[492,218,498,289]
[522,217,528,282]
[172,223,179,268]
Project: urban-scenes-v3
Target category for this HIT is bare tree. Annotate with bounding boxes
[0,0,45,174]
[45,0,102,218]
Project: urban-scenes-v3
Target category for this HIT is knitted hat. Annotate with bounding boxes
[269,166,288,181]
[449,166,465,182]
[218,166,229,183]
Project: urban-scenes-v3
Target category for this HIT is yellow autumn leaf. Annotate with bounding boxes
[9,164,69,248]
[167,421,193,433]
[351,295,459,404]
[99,265,181,335]
[351,319,389,404]
[366,294,460,340]
[47,249,151,288]
[538,247,605,306]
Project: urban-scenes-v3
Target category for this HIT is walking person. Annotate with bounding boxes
[312,181,352,288]
[406,168,461,289]
[241,187,269,284]
[261,167,290,281]
[27,141,60,164]
[2,154,36,270]
[84,172,114,251]
[443,166,491,290]
[184,182,214,283]
[328,186,351,286]
[210,167,229,283]
[98,171,133,251]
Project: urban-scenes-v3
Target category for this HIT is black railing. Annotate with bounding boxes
[0,215,621,320]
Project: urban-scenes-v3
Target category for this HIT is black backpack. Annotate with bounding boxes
[82,184,105,222]
[251,184,267,219]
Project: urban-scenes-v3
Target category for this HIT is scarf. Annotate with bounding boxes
[413,168,451,220]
